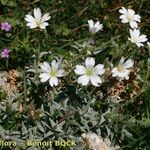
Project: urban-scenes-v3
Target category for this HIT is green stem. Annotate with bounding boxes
[85,86,91,102]
[6,59,8,69]
[23,68,27,101]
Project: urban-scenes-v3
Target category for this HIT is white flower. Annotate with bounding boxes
[39,60,64,87]
[112,57,134,81]
[25,8,51,29]
[74,57,105,87]
[88,19,103,34]
[119,7,141,28]
[128,29,148,47]
[82,133,120,150]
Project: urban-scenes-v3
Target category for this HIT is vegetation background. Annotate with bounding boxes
[0,0,150,150]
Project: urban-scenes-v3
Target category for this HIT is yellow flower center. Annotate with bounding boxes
[127,14,133,21]
[86,68,94,76]
[49,69,56,77]
[117,64,125,72]
[132,37,138,43]
[35,19,41,26]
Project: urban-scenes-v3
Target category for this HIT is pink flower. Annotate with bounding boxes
[1,22,11,31]
[1,48,10,58]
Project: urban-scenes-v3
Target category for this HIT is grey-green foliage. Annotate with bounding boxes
[0,0,150,150]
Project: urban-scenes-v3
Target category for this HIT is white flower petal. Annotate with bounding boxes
[77,75,89,86]
[52,77,58,86]
[85,57,95,68]
[128,9,135,16]
[39,73,50,82]
[90,75,102,86]
[56,69,64,77]
[120,57,125,63]
[25,15,36,23]
[94,64,105,75]
[125,75,129,80]
[88,20,94,31]
[130,21,138,28]
[137,43,143,47]
[34,8,41,20]
[119,15,127,20]
[94,21,100,28]
[27,23,37,28]
[139,35,148,42]
[121,18,129,23]
[41,13,51,23]
[40,62,51,72]
[112,68,118,77]
[39,22,49,29]
[133,29,140,37]
[124,59,134,68]
[119,7,127,14]
[51,60,58,70]
[133,14,141,22]
[96,24,103,32]
[49,77,58,87]
[74,65,86,75]
[118,70,130,78]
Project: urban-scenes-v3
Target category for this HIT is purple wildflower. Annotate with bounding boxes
[1,22,11,32]
[1,48,10,58]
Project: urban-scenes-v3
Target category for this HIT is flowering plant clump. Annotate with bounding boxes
[0,1,149,150]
